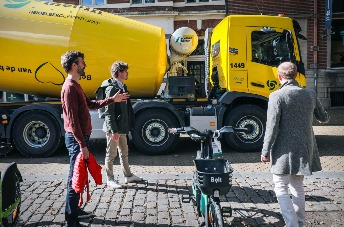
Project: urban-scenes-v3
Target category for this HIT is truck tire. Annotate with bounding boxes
[223,105,266,152]
[132,109,179,155]
[12,111,62,157]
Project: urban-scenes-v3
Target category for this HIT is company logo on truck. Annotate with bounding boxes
[229,47,238,55]
[267,80,278,90]
[35,62,65,86]
[3,0,103,16]
[175,36,193,44]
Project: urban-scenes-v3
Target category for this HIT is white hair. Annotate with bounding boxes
[278,62,297,79]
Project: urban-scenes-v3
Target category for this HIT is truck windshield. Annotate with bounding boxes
[251,30,295,67]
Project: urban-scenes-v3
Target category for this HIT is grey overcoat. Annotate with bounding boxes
[261,79,329,176]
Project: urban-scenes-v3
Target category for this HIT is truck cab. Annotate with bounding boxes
[206,15,306,151]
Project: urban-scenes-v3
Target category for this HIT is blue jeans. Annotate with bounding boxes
[65,132,90,226]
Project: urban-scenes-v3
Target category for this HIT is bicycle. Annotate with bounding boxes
[169,126,246,227]
[0,162,22,227]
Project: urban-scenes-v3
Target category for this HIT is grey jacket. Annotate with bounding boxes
[262,79,329,176]
[101,78,134,134]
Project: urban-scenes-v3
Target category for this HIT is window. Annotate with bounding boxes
[186,0,209,3]
[191,40,205,55]
[187,61,206,97]
[81,0,104,6]
[330,0,344,68]
[132,0,155,4]
[251,30,294,67]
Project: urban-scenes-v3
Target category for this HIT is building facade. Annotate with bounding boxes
[53,0,344,109]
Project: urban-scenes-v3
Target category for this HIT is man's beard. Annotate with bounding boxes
[77,67,85,77]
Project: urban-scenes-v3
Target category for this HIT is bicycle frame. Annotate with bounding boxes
[170,126,238,226]
[192,183,209,216]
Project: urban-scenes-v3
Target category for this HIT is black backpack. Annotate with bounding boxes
[95,78,114,119]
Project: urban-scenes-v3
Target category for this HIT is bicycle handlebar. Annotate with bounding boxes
[168,126,249,140]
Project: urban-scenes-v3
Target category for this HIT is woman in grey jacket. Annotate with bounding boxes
[261,62,329,227]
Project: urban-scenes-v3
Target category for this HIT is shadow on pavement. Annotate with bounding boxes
[1,134,343,167]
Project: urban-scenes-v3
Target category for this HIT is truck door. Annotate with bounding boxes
[187,61,206,98]
[246,27,296,98]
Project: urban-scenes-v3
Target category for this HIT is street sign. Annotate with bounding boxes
[325,0,333,29]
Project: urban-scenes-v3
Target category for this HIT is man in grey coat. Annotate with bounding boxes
[261,62,329,227]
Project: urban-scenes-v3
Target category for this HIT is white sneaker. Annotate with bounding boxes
[124,174,143,183]
[107,180,122,188]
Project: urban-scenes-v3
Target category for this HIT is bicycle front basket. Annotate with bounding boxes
[194,159,233,196]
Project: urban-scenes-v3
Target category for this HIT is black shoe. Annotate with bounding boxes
[77,208,93,219]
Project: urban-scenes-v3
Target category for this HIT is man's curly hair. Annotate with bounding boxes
[61,51,84,73]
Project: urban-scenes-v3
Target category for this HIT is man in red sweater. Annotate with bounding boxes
[60,50,128,227]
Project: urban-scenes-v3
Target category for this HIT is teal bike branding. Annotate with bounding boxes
[267,80,278,90]
[210,176,222,183]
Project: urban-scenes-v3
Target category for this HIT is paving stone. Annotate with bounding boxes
[170,208,182,216]
[119,208,131,216]
[132,206,145,213]
[145,215,157,225]
[171,215,184,225]
[158,212,170,219]
[157,205,169,212]
[132,212,145,222]
[157,218,170,225]
[146,208,157,216]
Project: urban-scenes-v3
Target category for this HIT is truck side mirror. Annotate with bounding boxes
[261,27,276,33]
[285,30,296,63]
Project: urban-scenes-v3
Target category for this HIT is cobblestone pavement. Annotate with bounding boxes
[1,125,344,226]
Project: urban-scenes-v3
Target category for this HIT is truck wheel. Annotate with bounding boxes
[132,109,179,155]
[12,111,62,157]
[223,105,266,152]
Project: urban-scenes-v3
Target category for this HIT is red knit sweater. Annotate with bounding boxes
[61,78,114,148]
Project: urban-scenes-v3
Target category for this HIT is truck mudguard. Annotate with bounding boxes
[218,91,268,105]
[217,91,268,127]
[5,103,63,138]
[132,100,185,127]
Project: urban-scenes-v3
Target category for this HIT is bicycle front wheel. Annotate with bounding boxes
[209,196,224,227]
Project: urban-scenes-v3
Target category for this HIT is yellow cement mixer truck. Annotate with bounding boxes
[0,0,307,157]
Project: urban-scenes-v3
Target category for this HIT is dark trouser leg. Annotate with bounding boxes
[65,133,89,226]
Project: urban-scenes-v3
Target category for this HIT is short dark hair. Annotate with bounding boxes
[61,51,84,73]
[110,61,128,78]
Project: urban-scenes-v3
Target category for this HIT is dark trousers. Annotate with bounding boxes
[65,132,90,226]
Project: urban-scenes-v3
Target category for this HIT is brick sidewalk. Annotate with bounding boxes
[18,172,344,227]
[1,125,343,226]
